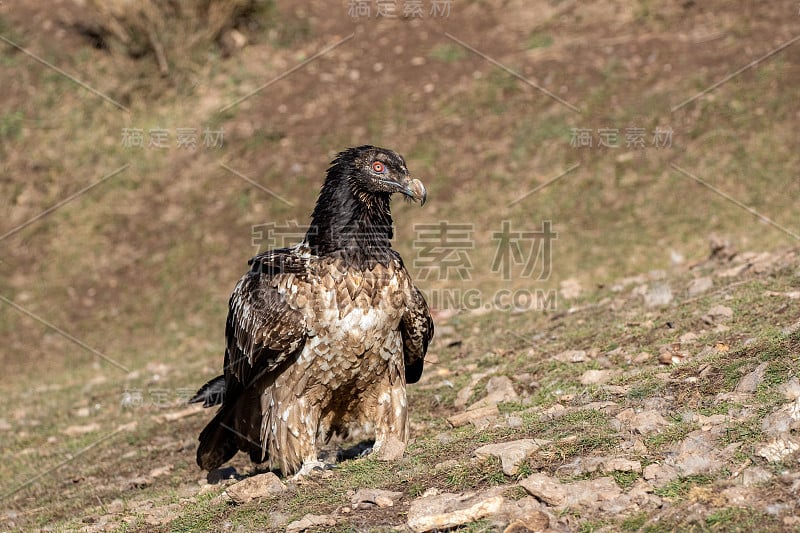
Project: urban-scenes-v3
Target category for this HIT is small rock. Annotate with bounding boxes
[740,466,773,486]
[780,378,800,401]
[644,282,673,307]
[62,422,101,436]
[474,439,542,476]
[447,405,500,428]
[407,492,504,532]
[579,369,613,385]
[616,409,669,434]
[496,496,549,529]
[782,320,800,336]
[736,362,769,393]
[434,459,459,472]
[106,498,125,514]
[667,429,738,475]
[468,376,519,410]
[506,415,523,428]
[225,472,286,504]
[708,234,736,260]
[722,485,753,507]
[702,305,733,324]
[455,370,496,408]
[375,434,406,460]
[541,404,567,418]
[687,277,713,296]
[761,409,795,436]
[148,465,172,479]
[518,474,563,506]
[520,473,621,508]
[559,278,582,300]
[785,516,800,527]
[351,488,403,509]
[643,463,678,485]
[503,514,550,533]
[756,435,800,462]
[598,457,642,473]
[126,476,151,489]
[553,349,587,363]
[285,514,336,533]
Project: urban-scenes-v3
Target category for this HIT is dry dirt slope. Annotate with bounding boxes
[5,244,800,532]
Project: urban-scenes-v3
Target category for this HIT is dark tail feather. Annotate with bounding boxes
[197,402,239,470]
[189,375,226,407]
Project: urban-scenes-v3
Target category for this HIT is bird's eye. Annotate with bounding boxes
[371,161,386,174]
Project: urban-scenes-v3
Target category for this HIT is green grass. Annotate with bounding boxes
[428,43,467,62]
[653,474,715,499]
[527,31,554,49]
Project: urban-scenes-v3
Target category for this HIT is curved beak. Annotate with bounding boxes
[401,177,427,206]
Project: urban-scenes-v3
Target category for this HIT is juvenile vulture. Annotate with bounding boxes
[191,145,433,476]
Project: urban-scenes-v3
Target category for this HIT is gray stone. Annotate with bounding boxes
[687,277,713,297]
[644,282,673,307]
[703,305,733,324]
[741,466,773,487]
[736,362,769,393]
[225,472,286,504]
[643,463,678,486]
[666,429,739,476]
[407,491,505,532]
[285,514,337,533]
[520,473,621,509]
[474,439,542,475]
[351,488,403,509]
[579,369,613,385]
[616,409,669,434]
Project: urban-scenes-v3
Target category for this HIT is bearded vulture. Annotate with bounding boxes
[190,145,433,477]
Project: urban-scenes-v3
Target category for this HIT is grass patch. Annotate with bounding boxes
[645,421,696,452]
[621,511,648,531]
[612,470,641,490]
[527,31,554,49]
[653,474,714,499]
[428,43,467,63]
[704,507,778,532]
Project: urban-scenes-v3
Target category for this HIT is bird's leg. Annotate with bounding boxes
[371,372,409,461]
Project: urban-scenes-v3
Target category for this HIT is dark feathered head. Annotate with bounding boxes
[306,145,428,262]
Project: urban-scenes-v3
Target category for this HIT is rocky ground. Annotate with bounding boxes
[11,240,795,532]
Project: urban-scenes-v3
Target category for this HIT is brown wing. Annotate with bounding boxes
[224,248,308,388]
[401,283,434,384]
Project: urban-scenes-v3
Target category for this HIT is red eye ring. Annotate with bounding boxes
[371,161,385,173]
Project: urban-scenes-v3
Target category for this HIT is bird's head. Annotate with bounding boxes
[334,145,427,207]
[307,145,427,261]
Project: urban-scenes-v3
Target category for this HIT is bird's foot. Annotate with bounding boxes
[292,460,335,480]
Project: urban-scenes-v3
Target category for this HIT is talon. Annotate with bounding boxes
[293,460,336,480]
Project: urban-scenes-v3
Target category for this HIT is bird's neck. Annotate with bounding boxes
[305,178,396,267]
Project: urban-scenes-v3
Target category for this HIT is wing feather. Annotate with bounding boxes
[401,284,434,384]
[224,248,308,387]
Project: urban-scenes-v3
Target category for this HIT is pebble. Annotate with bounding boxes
[407,491,504,532]
[225,472,286,504]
